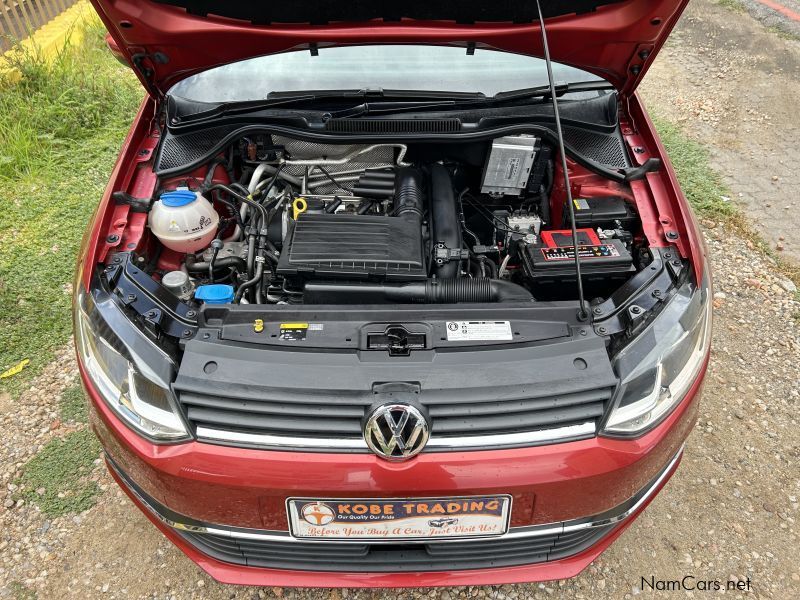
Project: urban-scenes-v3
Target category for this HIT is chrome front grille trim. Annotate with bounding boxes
[107,444,684,547]
[196,426,369,450]
[194,421,596,452]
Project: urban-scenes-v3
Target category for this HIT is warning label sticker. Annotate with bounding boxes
[445,321,513,342]
[278,323,323,341]
[573,198,590,210]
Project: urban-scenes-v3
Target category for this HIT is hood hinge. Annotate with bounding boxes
[131,50,169,99]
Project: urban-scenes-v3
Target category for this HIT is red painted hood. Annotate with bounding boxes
[89,0,688,97]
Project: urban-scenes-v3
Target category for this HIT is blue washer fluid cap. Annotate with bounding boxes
[194,284,235,304]
[160,189,197,208]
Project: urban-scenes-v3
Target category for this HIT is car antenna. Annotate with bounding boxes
[534,0,589,321]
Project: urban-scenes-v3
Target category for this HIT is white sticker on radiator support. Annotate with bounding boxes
[445,321,513,342]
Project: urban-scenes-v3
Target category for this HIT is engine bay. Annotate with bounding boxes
[116,132,653,310]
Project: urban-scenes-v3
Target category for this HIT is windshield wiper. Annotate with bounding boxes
[267,88,486,101]
[490,80,613,102]
[177,88,486,124]
[326,82,613,118]
[175,83,611,124]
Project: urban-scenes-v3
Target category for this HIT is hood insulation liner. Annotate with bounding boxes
[151,0,626,25]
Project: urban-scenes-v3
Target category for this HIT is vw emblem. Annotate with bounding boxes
[363,403,430,461]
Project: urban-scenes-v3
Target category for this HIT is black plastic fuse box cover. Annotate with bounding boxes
[572,196,636,229]
[277,213,427,281]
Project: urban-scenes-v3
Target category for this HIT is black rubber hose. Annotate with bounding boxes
[303,279,532,304]
[235,260,264,302]
[468,259,483,278]
[208,242,220,283]
[356,200,376,215]
[362,169,396,180]
[325,197,343,213]
[204,183,268,226]
[185,255,247,274]
[246,233,255,277]
[469,257,496,279]
[357,178,395,189]
[203,158,227,188]
[539,159,554,226]
[204,183,270,287]
[422,279,531,303]
[394,167,425,217]
[430,164,462,279]
[351,186,394,199]
[256,163,284,199]
[209,195,245,229]
[314,165,351,192]
[481,256,499,279]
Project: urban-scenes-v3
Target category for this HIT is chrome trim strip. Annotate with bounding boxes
[195,421,596,451]
[196,427,369,450]
[108,444,684,546]
[427,422,595,449]
[560,444,683,533]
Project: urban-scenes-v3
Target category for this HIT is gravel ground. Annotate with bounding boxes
[0,221,798,600]
[739,0,800,40]
[2,1,800,598]
[640,0,800,263]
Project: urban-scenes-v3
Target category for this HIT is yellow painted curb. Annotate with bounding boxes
[1,1,94,82]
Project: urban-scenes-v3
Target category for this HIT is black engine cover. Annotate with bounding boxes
[277,213,427,282]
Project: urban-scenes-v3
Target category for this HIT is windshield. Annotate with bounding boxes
[168,45,604,103]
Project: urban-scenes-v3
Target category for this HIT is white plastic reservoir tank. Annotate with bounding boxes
[149,189,219,253]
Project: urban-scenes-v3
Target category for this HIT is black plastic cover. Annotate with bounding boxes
[572,196,636,229]
[277,213,427,282]
[174,306,616,450]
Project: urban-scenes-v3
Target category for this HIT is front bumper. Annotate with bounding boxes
[84,355,705,587]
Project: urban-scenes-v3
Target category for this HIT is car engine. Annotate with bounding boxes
[134,133,645,306]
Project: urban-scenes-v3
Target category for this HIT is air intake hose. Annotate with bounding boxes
[394,167,425,217]
[421,279,531,303]
[430,164,462,279]
[303,279,532,304]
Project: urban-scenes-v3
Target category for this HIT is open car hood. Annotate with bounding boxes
[90,0,688,98]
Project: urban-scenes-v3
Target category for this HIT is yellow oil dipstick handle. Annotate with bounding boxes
[292,197,307,221]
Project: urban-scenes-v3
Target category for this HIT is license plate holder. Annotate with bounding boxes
[287,495,512,541]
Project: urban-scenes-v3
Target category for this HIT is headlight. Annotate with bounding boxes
[75,286,189,441]
[603,271,711,436]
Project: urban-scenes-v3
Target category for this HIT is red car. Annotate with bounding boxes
[76,0,711,587]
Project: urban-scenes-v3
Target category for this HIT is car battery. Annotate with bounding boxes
[520,228,635,285]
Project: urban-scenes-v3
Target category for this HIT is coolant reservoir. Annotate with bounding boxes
[149,189,219,253]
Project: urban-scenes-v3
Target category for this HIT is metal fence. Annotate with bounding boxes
[0,0,80,52]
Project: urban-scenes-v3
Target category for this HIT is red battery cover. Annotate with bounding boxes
[540,228,602,248]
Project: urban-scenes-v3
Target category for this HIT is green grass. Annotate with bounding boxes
[653,115,800,286]
[8,582,37,600]
[767,25,800,42]
[15,428,102,517]
[716,0,799,41]
[716,0,745,13]
[0,19,142,396]
[652,116,737,221]
[60,382,88,423]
